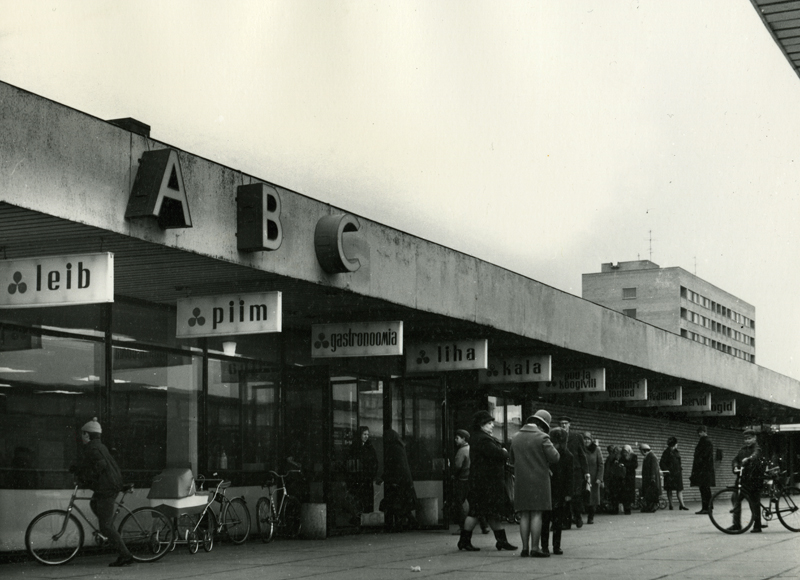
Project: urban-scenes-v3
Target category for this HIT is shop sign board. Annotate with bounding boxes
[627,386,683,407]
[585,378,647,402]
[479,355,551,384]
[663,392,712,413]
[177,292,282,338]
[406,339,487,372]
[537,368,606,394]
[311,321,403,358]
[688,398,737,417]
[0,253,113,308]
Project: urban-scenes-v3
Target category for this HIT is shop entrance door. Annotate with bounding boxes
[329,376,386,529]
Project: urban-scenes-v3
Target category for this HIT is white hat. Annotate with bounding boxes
[81,417,102,434]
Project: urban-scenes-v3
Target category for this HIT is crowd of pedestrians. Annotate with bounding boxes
[450,410,747,557]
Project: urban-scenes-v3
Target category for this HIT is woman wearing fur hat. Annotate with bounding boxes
[457,410,517,552]
[659,437,688,510]
[582,432,604,524]
[510,410,559,558]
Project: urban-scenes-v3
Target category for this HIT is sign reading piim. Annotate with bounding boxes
[177,292,281,338]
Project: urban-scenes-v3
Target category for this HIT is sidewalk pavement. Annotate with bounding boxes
[4,503,800,580]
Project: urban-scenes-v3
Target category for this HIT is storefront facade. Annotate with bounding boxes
[1,80,799,551]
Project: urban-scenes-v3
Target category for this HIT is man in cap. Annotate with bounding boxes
[73,417,132,567]
[638,443,661,512]
[450,429,471,535]
[730,428,764,532]
[690,425,715,514]
[557,416,590,528]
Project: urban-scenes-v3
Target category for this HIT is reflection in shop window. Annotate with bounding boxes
[488,396,522,444]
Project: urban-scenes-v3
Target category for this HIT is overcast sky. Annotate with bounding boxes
[2,1,800,379]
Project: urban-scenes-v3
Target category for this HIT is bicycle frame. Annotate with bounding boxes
[61,484,134,542]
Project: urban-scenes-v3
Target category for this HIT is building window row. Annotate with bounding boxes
[680,329,756,363]
[681,286,755,330]
[681,308,754,347]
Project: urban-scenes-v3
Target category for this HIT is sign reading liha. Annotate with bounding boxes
[311,321,403,358]
[177,292,281,338]
[0,253,113,308]
[406,339,488,373]
[627,386,683,407]
[688,398,737,417]
[479,355,552,384]
[585,378,647,402]
[663,392,712,413]
[537,368,606,394]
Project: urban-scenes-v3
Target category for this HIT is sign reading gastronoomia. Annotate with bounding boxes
[537,368,606,394]
[627,386,683,407]
[585,378,647,402]
[406,339,487,372]
[0,253,114,308]
[311,321,403,357]
[479,355,552,384]
[177,292,281,338]
[688,398,736,417]
[663,392,712,413]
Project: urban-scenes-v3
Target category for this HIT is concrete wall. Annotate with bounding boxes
[1,81,798,411]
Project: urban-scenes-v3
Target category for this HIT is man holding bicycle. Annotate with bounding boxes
[730,428,764,533]
[72,417,133,566]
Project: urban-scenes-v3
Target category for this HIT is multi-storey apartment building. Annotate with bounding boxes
[582,260,756,363]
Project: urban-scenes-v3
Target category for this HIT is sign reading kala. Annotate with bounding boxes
[0,253,113,308]
[585,378,647,402]
[479,355,552,384]
[177,292,281,338]
[406,339,488,373]
[664,392,712,413]
[311,321,403,358]
[537,368,606,394]
[627,386,683,407]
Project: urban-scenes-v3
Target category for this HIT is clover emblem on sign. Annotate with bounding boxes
[188,307,206,327]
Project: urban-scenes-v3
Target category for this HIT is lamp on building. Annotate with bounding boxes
[222,341,237,356]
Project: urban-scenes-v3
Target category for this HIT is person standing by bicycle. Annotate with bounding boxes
[72,417,133,567]
[730,428,764,533]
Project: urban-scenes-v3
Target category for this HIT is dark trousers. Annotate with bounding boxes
[542,505,569,550]
[699,486,712,510]
[450,480,469,528]
[91,494,131,558]
[570,495,584,524]
[732,488,762,529]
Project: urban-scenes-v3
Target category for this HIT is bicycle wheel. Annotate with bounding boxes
[283,496,302,538]
[118,507,174,562]
[256,497,275,543]
[709,488,753,534]
[202,509,215,552]
[776,486,800,532]
[187,530,200,554]
[221,497,251,544]
[25,510,84,565]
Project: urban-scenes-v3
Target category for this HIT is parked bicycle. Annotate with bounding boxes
[708,465,800,534]
[25,481,174,565]
[256,467,303,542]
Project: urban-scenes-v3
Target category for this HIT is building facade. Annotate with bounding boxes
[582,261,756,363]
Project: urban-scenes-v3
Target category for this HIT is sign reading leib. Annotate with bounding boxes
[627,386,683,407]
[0,253,114,308]
[479,355,552,384]
[585,379,647,402]
[537,368,606,394]
[311,321,403,358]
[177,292,281,338]
[406,339,488,372]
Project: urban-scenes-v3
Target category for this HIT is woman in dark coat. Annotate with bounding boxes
[457,410,517,553]
[583,432,604,524]
[542,427,572,556]
[603,445,625,514]
[619,445,638,515]
[348,426,379,515]
[638,443,662,512]
[510,410,559,558]
[659,436,688,510]
[381,429,417,532]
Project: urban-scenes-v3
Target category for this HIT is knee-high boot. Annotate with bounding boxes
[494,528,518,551]
[457,530,480,551]
[587,505,595,524]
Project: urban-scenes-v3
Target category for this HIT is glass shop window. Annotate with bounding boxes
[392,378,444,478]
[0,329,104,489]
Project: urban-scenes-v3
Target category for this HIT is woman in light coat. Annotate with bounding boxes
[509,410,559,558]
[582,432,604,524]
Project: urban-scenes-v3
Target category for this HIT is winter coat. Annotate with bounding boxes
[566,430,589,495]
[733,442,763,492]
[75,439,123,498]
[584,443,604,507]
[467,428,511,518]
[509,424,560,511]
[620,452,638,504]
[641,451,662,504]
[454,442,470,481]
[349,439,379,480]
[659,447,684,491]
[690,435,716,488]
[381,430,417,515]
[550,447,574,509]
